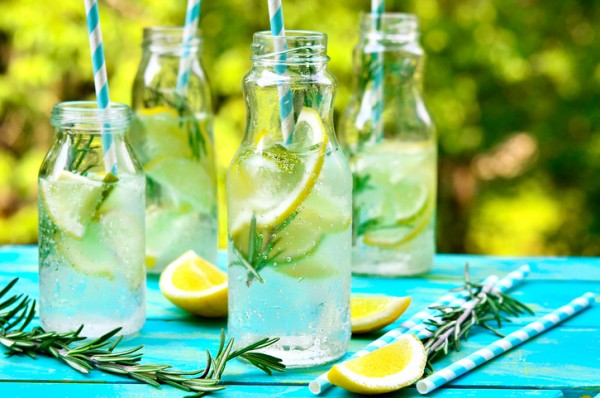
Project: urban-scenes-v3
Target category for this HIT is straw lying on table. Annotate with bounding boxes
[84,0,116,173]
[176,0,202,92]
[267,0,294,142]
[417,292,596,394]
[308,265,531,395]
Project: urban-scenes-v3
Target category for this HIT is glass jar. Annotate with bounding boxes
[130,27,217,274]
[227,31,352,368]
[339,13,437,276]
[38,101,146,337]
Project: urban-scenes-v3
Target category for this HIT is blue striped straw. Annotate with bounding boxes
[84,0,116,173]
[308,265,531,395]
[417,292,596,394]
[176,0,201,92]
[267,0,294,142]
[370,0,384,143]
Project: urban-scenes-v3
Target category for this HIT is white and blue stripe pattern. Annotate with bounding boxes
[308,265,531,395]
[370,0,384,143]
[416,292,596,394]
[84,0,115,172]
[268,0,294,142]
[176,0,201,92]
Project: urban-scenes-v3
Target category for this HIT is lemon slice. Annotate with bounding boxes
[363,203,434,248]
[57,222,117,280]
[228,107,328,233]
[144,157,214,212]
[146,206,214,270]
[327,334,426,394]
[132,106,213,162]
[351,295,411,334]
[159,251,228,318]
[40,171,103,239]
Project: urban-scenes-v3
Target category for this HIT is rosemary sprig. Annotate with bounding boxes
[422,265,534,372]
[230,212,298,285]
[0,278,285,396]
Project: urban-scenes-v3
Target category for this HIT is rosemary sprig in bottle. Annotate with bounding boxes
[0,278,285,396]
[230,212,298,285]
[422,265,534,371]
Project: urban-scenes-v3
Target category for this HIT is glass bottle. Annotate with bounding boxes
[227,31,352,368]
[339,13,437,276]
[130,27,217,274]
[38,101,146,337]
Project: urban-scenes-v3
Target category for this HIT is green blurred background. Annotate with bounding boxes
[0,0,598,255]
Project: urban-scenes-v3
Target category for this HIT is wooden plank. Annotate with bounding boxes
[0,383,567,398]
[0,318,597,393]
[1,245,598,397]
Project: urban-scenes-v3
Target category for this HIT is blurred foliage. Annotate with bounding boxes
[0,0,598,255]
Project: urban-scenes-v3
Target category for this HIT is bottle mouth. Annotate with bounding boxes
[251,30,329,65]
[142,26,202,52]
[51,101,131,133]
[360,13,419,41]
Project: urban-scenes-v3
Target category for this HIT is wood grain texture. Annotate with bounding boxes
[0,246,598,397]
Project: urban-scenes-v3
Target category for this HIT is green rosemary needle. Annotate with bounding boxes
[422,265,534,372]
[0,278,285,397]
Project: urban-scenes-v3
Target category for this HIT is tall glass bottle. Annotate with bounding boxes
[38,101,146,337]
[339,13,437,276]
[131,27,217,273]
[227,31,352,367]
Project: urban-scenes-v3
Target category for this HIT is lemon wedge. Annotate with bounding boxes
[327,334,426,394]
[159,251,228,317]
[228,107,328,234]
[351,295,412,334]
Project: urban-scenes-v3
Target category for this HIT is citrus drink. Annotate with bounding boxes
[227,108,352,367]
[351,140,436,275]
[38,172,146,337]
[130,109,217,273]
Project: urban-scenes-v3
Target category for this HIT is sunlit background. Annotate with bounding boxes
[0,0,598,255]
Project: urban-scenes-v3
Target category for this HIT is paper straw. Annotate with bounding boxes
[176,0,201,92]
[308,265,531,395]
[370,0,384,143]
[267,0,294,142]
[417,292,596,394]
[84,0,116,173]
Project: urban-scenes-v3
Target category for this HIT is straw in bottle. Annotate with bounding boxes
[267,0,294,142]
[370,0,385,143]
[84,0,116,173]
[176,0,202,92]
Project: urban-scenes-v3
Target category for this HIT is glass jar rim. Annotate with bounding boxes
[142,26,202,51]
[51,101,131,133]
[360,12,419,41]
[251,30,329,64]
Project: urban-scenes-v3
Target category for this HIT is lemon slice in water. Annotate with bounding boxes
[228,107,328,233]
[144,157,214,212]
[40,171,103,239]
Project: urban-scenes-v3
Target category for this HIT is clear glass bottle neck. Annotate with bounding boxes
[250,30,329,69]
[51,101,131,135]
[359,13,419,47]
[142,26,202,55]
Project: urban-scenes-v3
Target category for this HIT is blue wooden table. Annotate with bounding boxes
[0,246,598,398]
